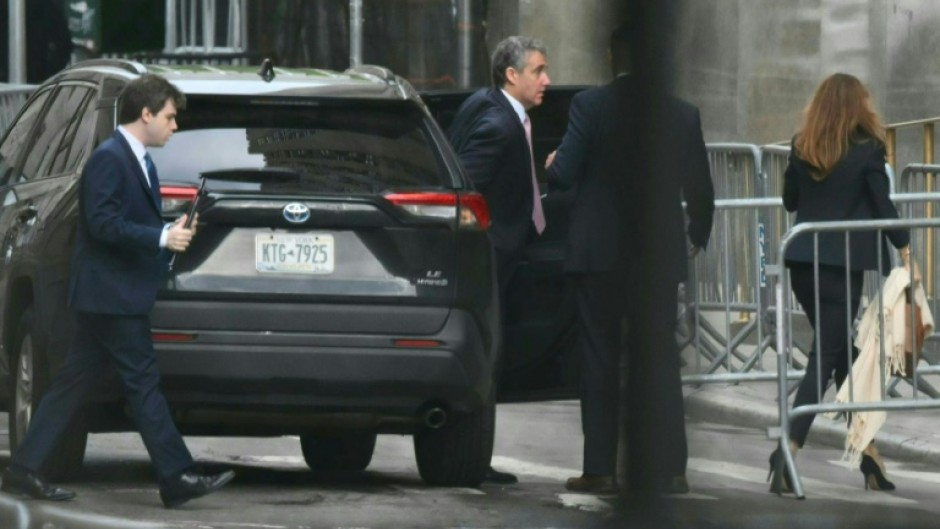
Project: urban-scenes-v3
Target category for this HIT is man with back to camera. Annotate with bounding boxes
[447,35,551,484]
[546,22,714,496]
[0,74,235,508]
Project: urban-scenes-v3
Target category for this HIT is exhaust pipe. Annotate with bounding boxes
[423,407,447,429]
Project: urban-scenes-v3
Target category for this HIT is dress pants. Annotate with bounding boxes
[574,271,628,476]
[787,263,863,446]
[624,276,688,490]
[11,311,194,484]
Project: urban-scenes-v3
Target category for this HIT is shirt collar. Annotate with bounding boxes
[117,126,148,163]
[500,88,528,124]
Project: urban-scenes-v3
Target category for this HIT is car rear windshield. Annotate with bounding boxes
[149,97,453,194]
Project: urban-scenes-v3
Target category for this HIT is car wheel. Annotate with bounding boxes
[9,309,87,481]
[300,431,377,472]
[413,400,495,487]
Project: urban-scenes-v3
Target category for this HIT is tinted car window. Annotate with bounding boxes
[151,98,451,194]
[20,85,95,181]
[0,89,52,185]
[47,88,97,175]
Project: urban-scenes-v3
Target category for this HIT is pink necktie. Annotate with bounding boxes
[523,115,546,234]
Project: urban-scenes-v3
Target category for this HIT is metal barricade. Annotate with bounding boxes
[682,196,790,384]
[772,213,940,499]
[681,144,788,384]
[0,84,36,137]
[897,164,938,299]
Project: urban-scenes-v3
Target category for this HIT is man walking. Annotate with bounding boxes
[0,74,234,508]
[448,35,551,484]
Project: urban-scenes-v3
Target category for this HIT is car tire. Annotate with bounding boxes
[8,309,87,481]
[300,431,377,472]
[413,400,495,487]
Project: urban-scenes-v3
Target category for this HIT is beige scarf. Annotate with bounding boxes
[831,267,934,466]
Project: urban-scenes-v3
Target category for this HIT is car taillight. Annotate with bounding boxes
[384,191,490,230]
[457,192,490,230]
[160,185,198,216]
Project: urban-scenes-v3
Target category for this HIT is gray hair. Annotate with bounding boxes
[491,36,547,87]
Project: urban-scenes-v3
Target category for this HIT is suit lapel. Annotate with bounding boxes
[490,89,534,185]
[112,131,162,215]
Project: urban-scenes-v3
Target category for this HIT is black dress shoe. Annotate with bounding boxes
[0,467,75,501]
[160,469,235,508]
[484,466,518,485]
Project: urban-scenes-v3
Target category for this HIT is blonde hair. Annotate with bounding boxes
[794,73,885,181]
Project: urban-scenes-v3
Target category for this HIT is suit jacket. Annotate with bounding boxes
[68,130,169,315]
[548,76,714,282]
[447,88,535,254]
[783,138,909,272]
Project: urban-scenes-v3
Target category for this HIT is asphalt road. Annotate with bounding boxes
[2,402,940,528]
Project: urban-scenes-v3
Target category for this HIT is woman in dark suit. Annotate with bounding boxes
[771,73,911,493]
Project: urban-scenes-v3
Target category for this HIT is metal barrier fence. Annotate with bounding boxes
[682,144,800,386]
[772,214,940,499]
[684,145,919,390]
[0,84,35,137]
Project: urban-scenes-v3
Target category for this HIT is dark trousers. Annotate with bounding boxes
[624,276,687,488]
[788,263,864,446]
[574,271,628,476]
[11,312,194,484]
[575,271,688,484]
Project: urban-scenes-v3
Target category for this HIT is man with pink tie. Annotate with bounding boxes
[447,35,551,484]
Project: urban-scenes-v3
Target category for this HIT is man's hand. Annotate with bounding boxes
[166,214,194,253]
[544,150,557,169]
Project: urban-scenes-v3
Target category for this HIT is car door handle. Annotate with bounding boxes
[16,205,38,223]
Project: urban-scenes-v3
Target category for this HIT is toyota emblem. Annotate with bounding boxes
[282,203,311,224]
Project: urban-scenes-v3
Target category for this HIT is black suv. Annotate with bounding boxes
[0,60,581,486]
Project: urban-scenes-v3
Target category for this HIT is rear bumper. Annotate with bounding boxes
[148,302,497,430]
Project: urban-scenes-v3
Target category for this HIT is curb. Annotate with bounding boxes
[684,385,940,467]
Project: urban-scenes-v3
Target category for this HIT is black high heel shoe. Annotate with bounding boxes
[860,454,896,491]
[767,447,793,494]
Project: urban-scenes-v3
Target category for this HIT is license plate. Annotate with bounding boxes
[255,233,335,274]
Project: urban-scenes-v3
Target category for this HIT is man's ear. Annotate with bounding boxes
[140,107,153,124]
[504,66,518,87]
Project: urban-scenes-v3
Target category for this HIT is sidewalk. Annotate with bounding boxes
[684,379,940,466]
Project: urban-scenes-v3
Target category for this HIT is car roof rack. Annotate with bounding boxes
[66,59,147,75]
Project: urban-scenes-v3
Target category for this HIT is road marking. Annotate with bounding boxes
[227,454,306,467]
[829,459,940,485]
[557,493,612,512]
[166,523,289,529]
[689,457,916,505]
[391,485,484,496]
[489,456,578,481]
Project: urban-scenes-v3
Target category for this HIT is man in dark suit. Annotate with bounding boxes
[546,22,714,496]
[447,35,551,484]
[0,74,234,508]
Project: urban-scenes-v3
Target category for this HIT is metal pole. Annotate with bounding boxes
[9,0,26,83]
[240,0,249,52]
[203,0,216,53]
[165,0,177,52]
[456,0,473,88]
[924,123,934,297]
[349,0,363,68]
